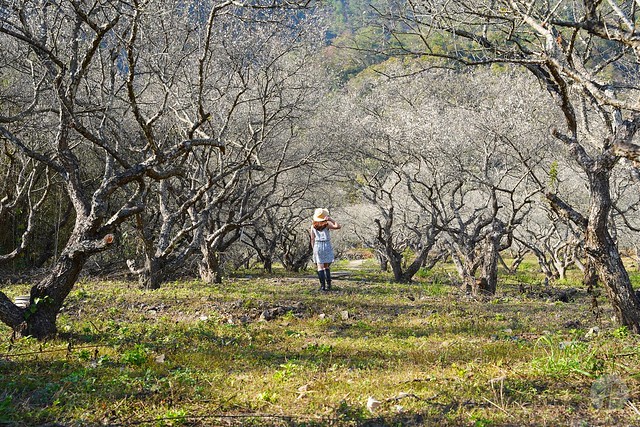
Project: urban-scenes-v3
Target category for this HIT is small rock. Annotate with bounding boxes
[585,326,600,338]
[564,320,581,329]
[340,310,349,320]
[554,288,578,303]
[260,307,283,321]
[318,313,326,319]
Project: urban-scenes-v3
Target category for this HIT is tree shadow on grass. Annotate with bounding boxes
[177,412,440,426]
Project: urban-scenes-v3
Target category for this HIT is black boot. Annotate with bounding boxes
[317,270,326,290]
[325,269,332,291]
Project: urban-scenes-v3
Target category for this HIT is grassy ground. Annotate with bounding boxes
[1,261,640,426]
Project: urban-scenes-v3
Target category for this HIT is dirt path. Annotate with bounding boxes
[344,259,365,269]
[304,259,367,279]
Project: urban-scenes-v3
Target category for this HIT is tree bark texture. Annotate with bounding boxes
[139,255,165,290]
[481,231,500,296]
[199,245,223,284]
[0,293,26,334]
[586,169,640,332]
[26,252,88,339]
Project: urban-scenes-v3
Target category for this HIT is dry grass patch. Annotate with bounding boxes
[1,270,639,426]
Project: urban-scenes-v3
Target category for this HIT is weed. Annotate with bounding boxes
[531,335,603,378]
[23,296,53,320]
[157,408,188,427]
[415,267,432,279]
[121,344,148,366]
[283,310,298,322]
[75,290,89,299]
[0,396,14,422]
[304,342,332,356]
[273,361,301,381]
[77,349,92,361]
[335,400,367,422]
[258,390,278,404]
[472,416,494,427]
[611,326,629,338]
[170,367,198,386]
[420,276,450,296]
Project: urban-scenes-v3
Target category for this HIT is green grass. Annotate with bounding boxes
[629,271,640,289]
[1,269,640,426]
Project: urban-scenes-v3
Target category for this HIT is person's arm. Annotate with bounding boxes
[326,217,341,230]
[309,227,315,247]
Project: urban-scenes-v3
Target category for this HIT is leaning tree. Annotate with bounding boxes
[379,0,640,331]
[0,0,310,339]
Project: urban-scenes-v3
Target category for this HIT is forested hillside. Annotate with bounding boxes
[322,0,390,81]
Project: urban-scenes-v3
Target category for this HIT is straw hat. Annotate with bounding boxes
[313,208,329,222]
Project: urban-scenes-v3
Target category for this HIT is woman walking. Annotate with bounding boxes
[310,208,341,291]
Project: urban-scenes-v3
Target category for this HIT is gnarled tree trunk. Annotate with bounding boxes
[26,252,88,339]
[481,234,500,296]
[0,229,114,339]
[586,169,640,332]
[139,255,166,290]
[450,247,479,294]
[199,247,222,284]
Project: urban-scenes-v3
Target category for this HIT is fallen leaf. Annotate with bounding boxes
[297,384,312,400]
[366,396,381,413]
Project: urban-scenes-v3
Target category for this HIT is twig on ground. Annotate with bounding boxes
[483,397,511,416]
[627,400,640,416]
